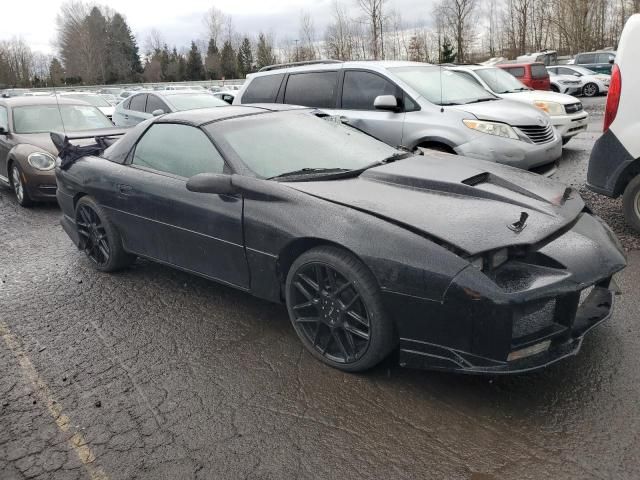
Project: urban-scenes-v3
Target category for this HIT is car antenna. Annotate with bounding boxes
[439,64,444,113]
[51,74,67,135]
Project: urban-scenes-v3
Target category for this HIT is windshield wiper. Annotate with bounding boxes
[268,167,350,180]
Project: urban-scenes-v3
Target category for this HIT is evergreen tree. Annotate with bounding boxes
[185,41,205,80]
[106,13,143,83]
[220,40,237,79]
[256,33,276,69]
[440,37,456,64]
[236,37,254,78]
[205,38,221,79]
[160,44,171,81]
[49,57,65,86]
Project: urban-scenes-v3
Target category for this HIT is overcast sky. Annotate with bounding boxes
[2,0,436,54]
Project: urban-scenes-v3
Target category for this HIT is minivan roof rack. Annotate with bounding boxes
[259,60,344,72]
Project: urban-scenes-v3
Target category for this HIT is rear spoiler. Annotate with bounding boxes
[50,128,128,170]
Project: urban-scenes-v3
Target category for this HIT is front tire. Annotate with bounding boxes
[285,246,396,372]
[582,82,599,97]
[75,196,135,272]
[10,163,34,207]
[622,175,640,233]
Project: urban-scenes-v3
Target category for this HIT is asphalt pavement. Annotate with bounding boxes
[2,98,639,480]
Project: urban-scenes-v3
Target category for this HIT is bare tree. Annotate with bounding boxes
[436,0,477,62]
[204,6,226,47]
[299,11,319,60]
[357,0,386,59]
[325,1,354,60]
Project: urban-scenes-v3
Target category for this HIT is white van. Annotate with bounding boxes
[587,14,640,232]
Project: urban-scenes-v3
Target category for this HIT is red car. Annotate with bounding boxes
[497,62,551,91]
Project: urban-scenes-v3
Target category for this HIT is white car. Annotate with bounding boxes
[588,14,640,232]
[547,65,610,97]
[547,71,581,95]
[54,92,115,120]
[450,65,588,145]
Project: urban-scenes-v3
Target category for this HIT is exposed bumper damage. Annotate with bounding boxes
[384,213,627,375]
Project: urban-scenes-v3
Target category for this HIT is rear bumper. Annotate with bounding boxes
[587,129,636,197]
[399,285,616,375]
[455,132,562,170]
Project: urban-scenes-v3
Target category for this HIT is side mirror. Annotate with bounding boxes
[186,173,237,195]
[374,95,399,112]
[152,109,165,116]
[609,59,615,65]
[0,126,8,135]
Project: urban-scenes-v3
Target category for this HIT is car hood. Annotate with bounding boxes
[500,90,579,105]
[9,133,58,155]
[286,154,585,255]
[453,98,549,126]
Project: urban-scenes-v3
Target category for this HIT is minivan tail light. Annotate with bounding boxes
[603,64,621,132]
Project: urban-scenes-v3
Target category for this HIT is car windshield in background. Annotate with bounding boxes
[13,105,113,134]
[63,94,111,107]
[390,66,497,105]
[531,64,549,78]
[165,94,228,111]
[475,68,530,93]
[207,112,398,179]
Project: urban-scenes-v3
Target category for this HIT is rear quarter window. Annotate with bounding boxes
[241,74,284,103]
[530,65,549,79]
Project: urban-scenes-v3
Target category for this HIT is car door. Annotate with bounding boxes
[0,105,11,180]
[124,93,150,126]
[332,70,405,147]
[144,94,170,116]
[106,122,249,288]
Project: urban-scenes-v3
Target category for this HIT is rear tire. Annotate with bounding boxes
[10,163,34,207]
[285,246,396,372]
[582,82,599,97]
[622,175,640,233]
[75,196,135,272]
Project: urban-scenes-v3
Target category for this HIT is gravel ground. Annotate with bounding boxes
[552,96,640,251]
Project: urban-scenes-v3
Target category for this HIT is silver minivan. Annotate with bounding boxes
[234,60,562,171]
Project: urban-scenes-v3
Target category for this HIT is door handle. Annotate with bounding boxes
[118,184,133,195]
[339,116,351,124]
[123,115,129,120]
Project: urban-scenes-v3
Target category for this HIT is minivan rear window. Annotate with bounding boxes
[507,67,525,77]
[284,72,338,109]
[242,74,284,103]
[530,64,549,79]
[577,53,596,64]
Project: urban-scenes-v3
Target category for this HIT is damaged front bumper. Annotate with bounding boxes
[398,280,616,374]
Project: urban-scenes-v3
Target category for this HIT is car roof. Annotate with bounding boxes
[0,96,91,107]
[157,104,306,126]
[251,60,433,77]
[497,62,543,68]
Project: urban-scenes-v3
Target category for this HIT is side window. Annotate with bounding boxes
[123,97,132,109]
[597,53,614,63]
[547,67,557,74]
[133,124,225,178]
[507,67,525,78]
[284,72,338,109]
[558,67,575,76]
[577,53,596,64]
[342,71,397,110]
[0,106,8,131]
[129,94,147,112]
[145,95,169,114]
[241,74,284,103]
[454,71,483,87]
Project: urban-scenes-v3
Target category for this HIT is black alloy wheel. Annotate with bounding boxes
[76,204,111,267]
[74,196,135,272]
[286,247,395,372]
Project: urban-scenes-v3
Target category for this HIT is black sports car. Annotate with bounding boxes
[53,105,626,374]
